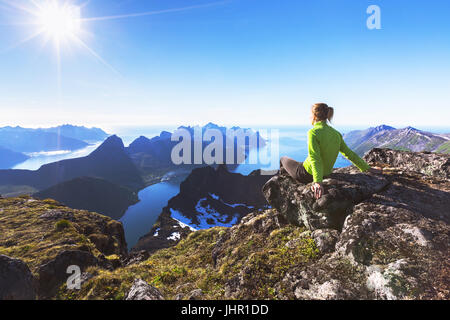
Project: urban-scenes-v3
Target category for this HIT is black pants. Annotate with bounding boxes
[280,156,313,184]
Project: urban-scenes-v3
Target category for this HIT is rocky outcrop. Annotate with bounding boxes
[263,166,389,230]
[126,279,164,300]
[364,148,449,179]
[0,196,129,300]
[0,255,37,300]
[264,148,450,300]
[37,250,99,299]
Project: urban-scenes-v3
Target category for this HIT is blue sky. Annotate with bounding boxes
[0,0,449,130]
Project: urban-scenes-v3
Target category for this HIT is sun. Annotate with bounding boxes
[36,1,81,42]
[2,0,227,78]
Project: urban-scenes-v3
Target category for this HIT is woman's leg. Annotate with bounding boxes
[280,156,314,183]
[280,156,301,180]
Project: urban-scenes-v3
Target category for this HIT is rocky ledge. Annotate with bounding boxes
[0,197,129,299]
[263,148,449,299]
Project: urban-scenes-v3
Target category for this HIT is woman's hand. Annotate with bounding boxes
[311,182,324,200]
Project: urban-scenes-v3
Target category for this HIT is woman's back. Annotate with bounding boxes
[303,121,370,183]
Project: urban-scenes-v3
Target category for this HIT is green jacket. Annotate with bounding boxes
[303,121,371,182]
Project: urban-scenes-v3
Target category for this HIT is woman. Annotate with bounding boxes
[280,103,381,200]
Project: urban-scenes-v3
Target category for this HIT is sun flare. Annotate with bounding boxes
[36,1,81,42]
[1,0,226,80]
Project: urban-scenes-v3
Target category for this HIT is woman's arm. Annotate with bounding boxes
[307,131,326,199]
[339,137,371,172]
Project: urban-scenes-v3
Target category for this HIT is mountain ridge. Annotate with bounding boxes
[344,125,449,156]
[0,147,29,170]
[0,135,145,195]
[0,125,107,154]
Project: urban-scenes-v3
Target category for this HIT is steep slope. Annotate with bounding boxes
[55,148,449,301]
[34,177,139,220]
[0,146,29,169]
[132,165,273,253]
[436,141,450,154]
[0,196,128,299]
[344,126,449,156]
[0,135,145,193]
[0,126,88,153]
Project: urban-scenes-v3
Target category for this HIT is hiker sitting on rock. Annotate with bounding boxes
[280,103,382,200]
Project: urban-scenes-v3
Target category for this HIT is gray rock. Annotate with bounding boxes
[0,255,36,300]
[174,293,184,300]
[263,166,389,231]
[186,289,203,300]
[126,279,164,300]
[37,250,99,299]
[39,210,74,221]
[122,250,150,267]
[364,148,449,179]
[311,229,339,253]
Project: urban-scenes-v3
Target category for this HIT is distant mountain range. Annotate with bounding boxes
[344,125,450,156]
[126,122,265,185]
[0,135,145,193]
[42,124,109,142]
[0,123,263,220]
[0,125,108,169]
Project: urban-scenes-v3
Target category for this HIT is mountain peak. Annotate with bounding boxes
[404,126,419,132]
[374,124,396,132]
[91,135,125,155]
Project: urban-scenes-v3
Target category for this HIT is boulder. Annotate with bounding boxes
[126,279,164,300]
[365,148,449,179]
[0,255,36,300]
[274,149,450,300]
[186,289,203,300]
[311,229,339,254]
[37,250,99,299]
[263,166,389,230]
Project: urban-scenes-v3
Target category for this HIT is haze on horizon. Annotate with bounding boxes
[0,0,449,130]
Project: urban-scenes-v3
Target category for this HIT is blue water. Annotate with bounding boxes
[120,181,181,250]
[12,142,103,171]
